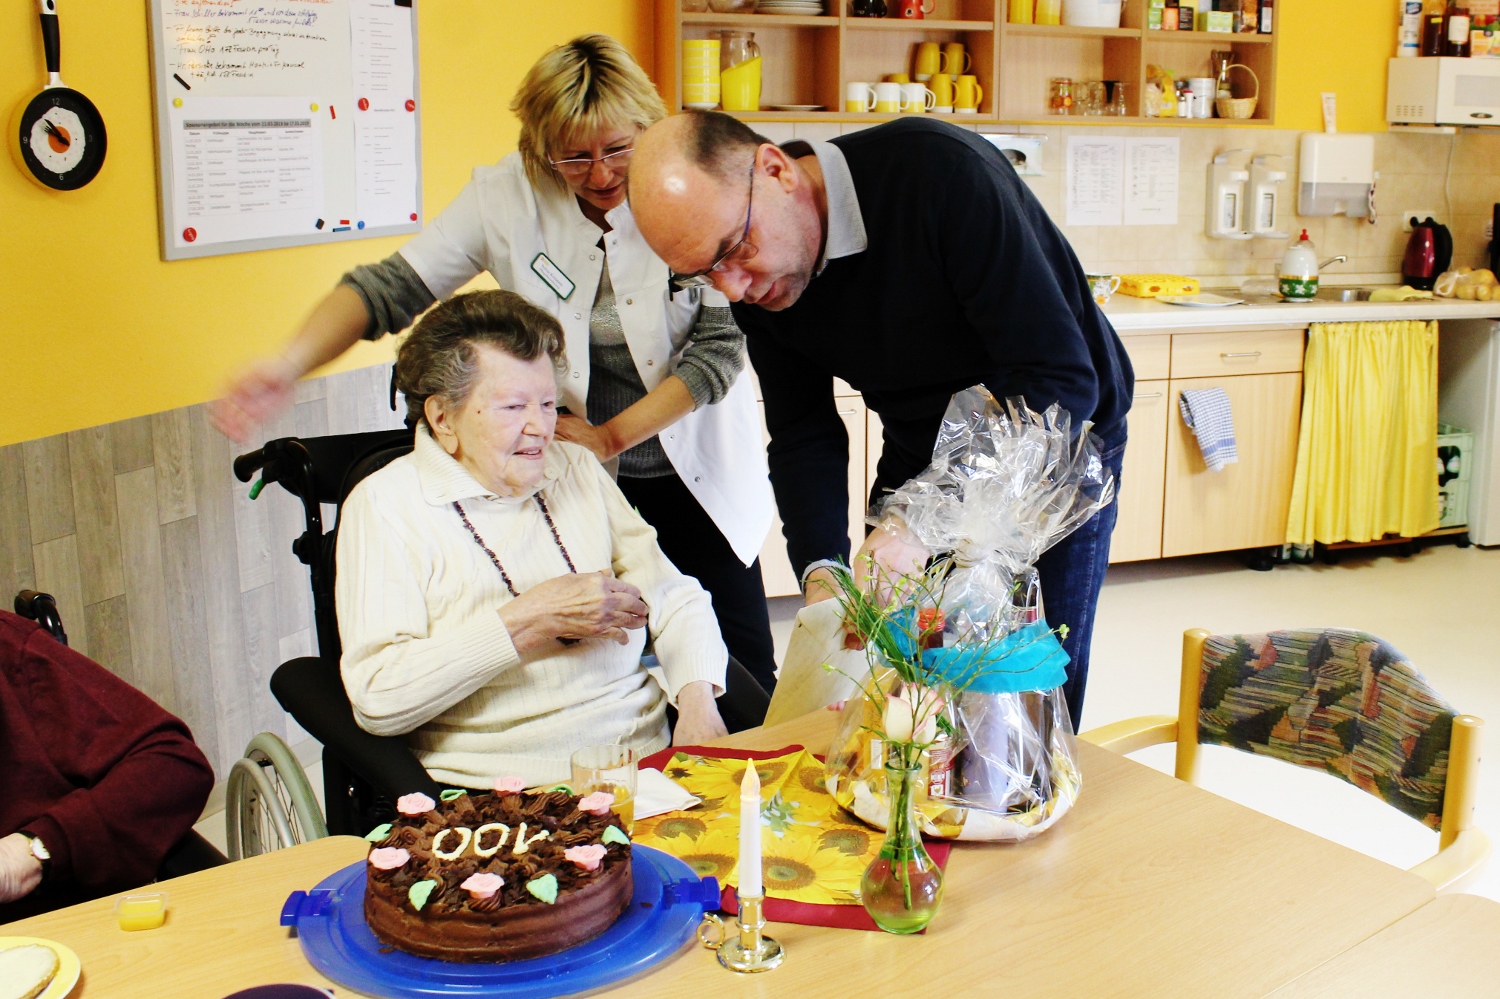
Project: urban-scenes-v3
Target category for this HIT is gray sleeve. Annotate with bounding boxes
[673,306,745,409]
[340,252,439,340]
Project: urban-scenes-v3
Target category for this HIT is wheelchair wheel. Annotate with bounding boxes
[225,732,329,860]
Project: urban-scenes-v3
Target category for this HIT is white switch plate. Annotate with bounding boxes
[1403,210,1441,232]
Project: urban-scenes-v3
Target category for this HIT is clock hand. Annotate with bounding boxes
[42,119,71,149]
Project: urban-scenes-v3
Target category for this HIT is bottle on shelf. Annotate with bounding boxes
[1398,0,1424,56]
[1422,0,1449,53]
[1447,5,1473,55]
[1257,0,1273,34]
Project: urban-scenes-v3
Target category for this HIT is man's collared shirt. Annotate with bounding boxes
[784,138,868,274]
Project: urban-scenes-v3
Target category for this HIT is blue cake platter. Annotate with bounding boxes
[281,846,720,998]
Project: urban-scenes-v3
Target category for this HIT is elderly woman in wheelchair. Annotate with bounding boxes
[336,290,764,788]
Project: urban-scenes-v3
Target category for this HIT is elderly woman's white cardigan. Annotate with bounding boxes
[335,425,727,787]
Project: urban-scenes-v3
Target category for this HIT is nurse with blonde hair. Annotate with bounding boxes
[212,35,777,691]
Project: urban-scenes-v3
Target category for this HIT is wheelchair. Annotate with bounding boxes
[11,590,231,878]
[226,425,771,857]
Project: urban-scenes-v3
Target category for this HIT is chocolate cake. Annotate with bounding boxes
[363,786,633,962]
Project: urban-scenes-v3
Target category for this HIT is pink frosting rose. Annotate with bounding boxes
[368,847,411,870]
[395,792,436,816]
[492,776,527,794]
[564,844,608,871]
[577,791,614,816]
[461,872,505,899]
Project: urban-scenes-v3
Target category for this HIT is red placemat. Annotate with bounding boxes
[640,744,952,932]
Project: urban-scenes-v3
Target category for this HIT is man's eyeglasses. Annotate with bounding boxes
[669,158,759,294]
[548,146,634,180]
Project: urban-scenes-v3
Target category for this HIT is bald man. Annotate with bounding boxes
[630,112,1132,722]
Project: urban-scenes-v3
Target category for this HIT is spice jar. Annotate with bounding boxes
[1049,77,1074,115]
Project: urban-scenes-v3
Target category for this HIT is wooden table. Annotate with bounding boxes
[4,710,1438,999]
[1266,893,1500,998]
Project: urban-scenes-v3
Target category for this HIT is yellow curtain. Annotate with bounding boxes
[1285,321,1439,545]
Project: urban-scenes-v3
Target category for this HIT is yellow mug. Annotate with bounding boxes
[873,81,903,114]
[955,74,983,113]
[929,73,955,112]
[941,43,970,76]
[914,41,942,81]
[883,73,910,84]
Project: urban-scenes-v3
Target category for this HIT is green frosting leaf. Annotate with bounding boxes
[546,783,574,794]
[601,825,631,846]
[526,873,559,904]
[363,823,393,842]
[408,879,437,911]
[439,789,467,802]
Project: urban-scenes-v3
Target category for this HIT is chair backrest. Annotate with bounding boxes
[1196,629,1456,829]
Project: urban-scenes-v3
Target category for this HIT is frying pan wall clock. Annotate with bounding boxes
[14,0,106,190]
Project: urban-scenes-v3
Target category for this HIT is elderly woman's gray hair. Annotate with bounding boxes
[395,290,565,427]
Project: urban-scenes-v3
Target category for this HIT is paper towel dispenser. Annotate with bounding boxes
[1298,133,1374,218]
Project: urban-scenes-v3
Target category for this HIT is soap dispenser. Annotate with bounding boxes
[1248,154,1290,239]
[1280,230,1319,301]
[1206,150,1254,240]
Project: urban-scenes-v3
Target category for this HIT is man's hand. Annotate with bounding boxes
[553,415,621,463]
[0,833,43,904]
[803,523,929,607]
[208,355,301,444]
[499,572,648,655]
[671,680,729,745]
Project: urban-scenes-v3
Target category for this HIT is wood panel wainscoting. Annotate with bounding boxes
[0,365,406,778]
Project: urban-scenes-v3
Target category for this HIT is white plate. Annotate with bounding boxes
[767,104,826,111]
[1156,293,1245,308]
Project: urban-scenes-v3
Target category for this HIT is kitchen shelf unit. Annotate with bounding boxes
[654,0,1278,126]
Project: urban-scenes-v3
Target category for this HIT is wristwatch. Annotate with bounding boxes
[18,831,51,881]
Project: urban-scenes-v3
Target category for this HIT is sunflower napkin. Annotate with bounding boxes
[637,745,951,931]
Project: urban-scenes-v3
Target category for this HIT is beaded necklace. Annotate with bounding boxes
[453,495,577,598]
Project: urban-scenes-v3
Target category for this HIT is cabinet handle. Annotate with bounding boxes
[837,408,858,415]
[1133,391,1163,399]
[1221,351,1262,359]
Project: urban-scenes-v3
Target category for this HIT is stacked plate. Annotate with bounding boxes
[758,1,826,13]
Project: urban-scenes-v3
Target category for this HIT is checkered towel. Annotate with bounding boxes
[1179,388,1238,472]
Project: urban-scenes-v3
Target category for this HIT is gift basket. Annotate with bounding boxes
[824,388,1114,843]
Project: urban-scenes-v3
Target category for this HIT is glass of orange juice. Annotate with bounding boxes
[570,745,637,833]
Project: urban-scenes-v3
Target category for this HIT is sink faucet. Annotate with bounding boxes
[1320,255,1348,269]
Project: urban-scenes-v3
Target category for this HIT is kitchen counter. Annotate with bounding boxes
[1102,293,1500,332]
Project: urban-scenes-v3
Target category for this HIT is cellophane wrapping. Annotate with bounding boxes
[826,388,1114,842]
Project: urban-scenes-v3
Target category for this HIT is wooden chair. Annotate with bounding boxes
[1080,628,1489,892]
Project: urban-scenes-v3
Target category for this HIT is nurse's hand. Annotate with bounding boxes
[210,355,300,444]
[555,414,621,462]
[499,571,647,654]
[671,681,729,745]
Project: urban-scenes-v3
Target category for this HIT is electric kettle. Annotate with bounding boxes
[1402,216,1453,291]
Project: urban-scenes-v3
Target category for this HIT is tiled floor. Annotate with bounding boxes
[203,542,1500,902]
[771,541,1500,901]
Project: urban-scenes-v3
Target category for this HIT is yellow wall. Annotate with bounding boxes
[0,1,652,447]
[2,1,1405,445]
[1277,0,1400,133]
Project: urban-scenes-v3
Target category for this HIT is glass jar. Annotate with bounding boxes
[717,30,762,112]
[1049,77,1074,115]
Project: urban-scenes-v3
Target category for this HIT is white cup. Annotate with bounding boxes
[845,81,877,113]
[1189,77,1215,118]
[899,82,935,114]
[873,81,902,114]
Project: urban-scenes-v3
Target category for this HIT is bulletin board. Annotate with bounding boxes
[147,0,423,260]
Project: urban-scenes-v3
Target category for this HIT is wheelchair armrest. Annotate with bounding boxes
[1410,828,1493,893]
[1078,715,1180,754]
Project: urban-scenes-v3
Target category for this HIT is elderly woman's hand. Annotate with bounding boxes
[0,833,42,904]
[499,571,648,654]
[671,681,729,745]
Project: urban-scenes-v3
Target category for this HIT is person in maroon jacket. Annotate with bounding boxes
[0,610,215,922]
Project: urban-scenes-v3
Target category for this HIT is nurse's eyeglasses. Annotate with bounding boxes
[548,145,634,180]
[669,159,759,294]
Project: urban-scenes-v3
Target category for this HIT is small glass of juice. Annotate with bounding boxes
[116,891,168,931]
[570,745,637,834]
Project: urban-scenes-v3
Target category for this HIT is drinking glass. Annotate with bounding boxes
[571,745,638,833]
[1082,81,1106,116]
[1109,80,1130,116]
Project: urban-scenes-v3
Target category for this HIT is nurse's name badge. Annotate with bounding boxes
[530,253,575,301]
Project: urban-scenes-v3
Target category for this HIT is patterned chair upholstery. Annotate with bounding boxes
[1197,629,1455,829]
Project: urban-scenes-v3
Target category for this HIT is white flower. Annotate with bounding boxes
[883,687,939,745]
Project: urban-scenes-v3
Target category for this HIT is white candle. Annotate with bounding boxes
[738,760,762,898]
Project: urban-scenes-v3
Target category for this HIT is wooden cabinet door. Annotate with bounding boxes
[1162,373,1304,558]
[1109,380,1169,563]
[756,398,868,598]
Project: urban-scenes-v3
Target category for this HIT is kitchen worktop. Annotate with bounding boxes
[1102,292,1500,332]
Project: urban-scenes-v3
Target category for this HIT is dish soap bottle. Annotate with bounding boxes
[1280,229,1319,301]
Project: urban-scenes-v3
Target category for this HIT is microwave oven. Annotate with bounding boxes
[1388,57,1500,126]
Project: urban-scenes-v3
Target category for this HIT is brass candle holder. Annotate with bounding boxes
[698,894,784,973]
